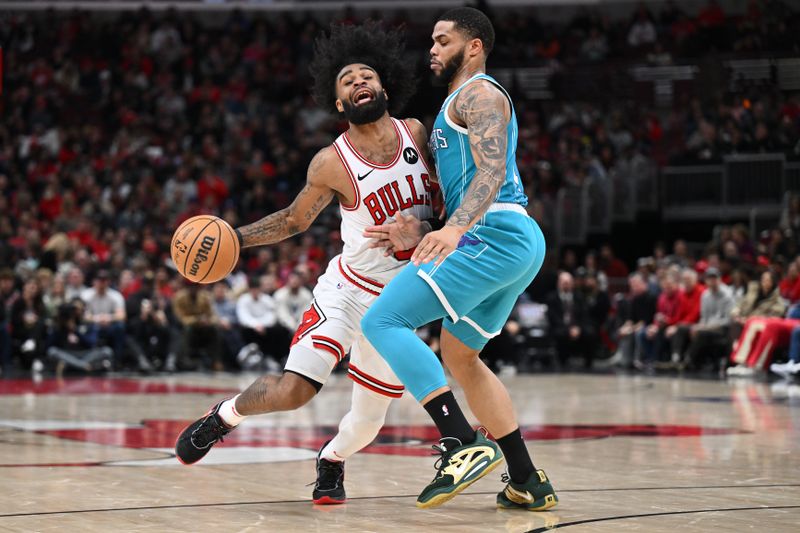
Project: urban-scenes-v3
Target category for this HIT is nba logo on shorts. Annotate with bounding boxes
[336,282,344,289]
[442,405,449,416]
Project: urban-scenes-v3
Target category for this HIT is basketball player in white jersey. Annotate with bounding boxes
[175,23,436,504]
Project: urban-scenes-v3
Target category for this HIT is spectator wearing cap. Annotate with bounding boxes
[81,270,127,367]
[684,267,734,370]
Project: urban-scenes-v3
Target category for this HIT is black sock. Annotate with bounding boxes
[423,391,475,445]
[496,428,535,484]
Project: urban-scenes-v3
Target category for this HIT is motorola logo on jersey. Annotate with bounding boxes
[403,147,419,165]
[363,174,432,225]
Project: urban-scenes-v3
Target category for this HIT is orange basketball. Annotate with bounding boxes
[171,215,239,284]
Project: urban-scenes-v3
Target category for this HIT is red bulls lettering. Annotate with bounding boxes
[421,174,432,193]
[364,194,386,225]
[363,176,432,225]
[392,182,413,210]
[406,175,427,206]
[377,185,399,218]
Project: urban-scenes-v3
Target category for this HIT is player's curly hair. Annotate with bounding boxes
[309,21,417,115]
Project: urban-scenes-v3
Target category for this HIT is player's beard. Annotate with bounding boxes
[432,46,466,87]
[341,91,388,125]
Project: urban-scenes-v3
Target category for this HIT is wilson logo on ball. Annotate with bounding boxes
[189,235,216,276]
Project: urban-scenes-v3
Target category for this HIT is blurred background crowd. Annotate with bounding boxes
[1,0,799,379]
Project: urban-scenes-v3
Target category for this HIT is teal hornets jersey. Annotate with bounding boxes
[428,73,527,218]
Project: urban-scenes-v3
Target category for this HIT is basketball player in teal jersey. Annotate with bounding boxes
[361,8,558,510]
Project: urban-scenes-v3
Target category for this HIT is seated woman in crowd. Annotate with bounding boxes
[728,270,792,376]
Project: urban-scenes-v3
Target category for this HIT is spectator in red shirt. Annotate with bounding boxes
[599,244,629,279]
[779,259,800,304]
[697,0,725,27]
[664,268,705,365]
[197,169,229,210]
[639,269,683,366]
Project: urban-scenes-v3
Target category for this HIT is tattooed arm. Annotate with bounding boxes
[410,81,510,266]
[236,148,337,248]
[445,80,509,229]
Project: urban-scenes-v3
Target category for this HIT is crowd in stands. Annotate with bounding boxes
[0,3,799,378]
[517,214,800,378]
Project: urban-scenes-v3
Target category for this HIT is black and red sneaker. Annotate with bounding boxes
[175,400,234,465]
[312,440,346,504]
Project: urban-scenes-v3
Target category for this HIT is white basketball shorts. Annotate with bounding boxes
[283,255,405,398]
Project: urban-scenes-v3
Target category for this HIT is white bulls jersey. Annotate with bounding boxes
[331,118,434,284]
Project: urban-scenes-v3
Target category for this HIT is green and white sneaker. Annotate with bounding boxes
[416,430,504,509]
[497,469,558,511]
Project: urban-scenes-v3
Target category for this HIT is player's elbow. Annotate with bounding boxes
[285,213,309,235]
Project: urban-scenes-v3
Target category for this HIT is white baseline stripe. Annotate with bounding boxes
[417,270,459,323]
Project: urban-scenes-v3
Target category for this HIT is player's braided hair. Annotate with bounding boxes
[309,21,417,115]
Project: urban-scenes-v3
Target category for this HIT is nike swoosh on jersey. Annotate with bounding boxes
[357,168,375,181]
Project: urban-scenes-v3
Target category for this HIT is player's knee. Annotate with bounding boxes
[277,374,317,409]
[360,307,384,343]
[444,353,481,380]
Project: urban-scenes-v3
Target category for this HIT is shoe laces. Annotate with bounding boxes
[430,437,462,478]
[191,413,230,448]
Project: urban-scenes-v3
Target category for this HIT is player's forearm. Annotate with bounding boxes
[445,167,505,231]
[236,208,305,248]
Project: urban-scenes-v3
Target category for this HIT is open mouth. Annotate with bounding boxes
[353,89,375,106]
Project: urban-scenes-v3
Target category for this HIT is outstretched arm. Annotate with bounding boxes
[411,81,510,265]
[236,149,336,248]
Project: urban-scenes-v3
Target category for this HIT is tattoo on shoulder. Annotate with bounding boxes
[446,82,510,229]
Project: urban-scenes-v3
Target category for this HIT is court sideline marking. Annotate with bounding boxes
[1,483,798,519]
[525,505,800,532]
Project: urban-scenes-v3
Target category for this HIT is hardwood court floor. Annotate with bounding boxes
[1,372,799,532]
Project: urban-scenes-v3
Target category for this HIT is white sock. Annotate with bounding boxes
[321,385,392,462]
[218,394,247,427]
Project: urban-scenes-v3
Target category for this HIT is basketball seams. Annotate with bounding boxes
[181,217,217,280]
[174,215,239,284]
